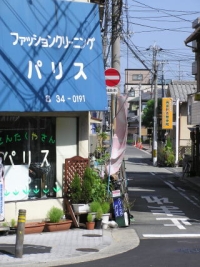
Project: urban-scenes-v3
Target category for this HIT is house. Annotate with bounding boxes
[166,81,196,159]
[124,69,169,142]
[184,17,200,174]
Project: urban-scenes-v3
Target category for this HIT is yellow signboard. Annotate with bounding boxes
[162,98,173,129]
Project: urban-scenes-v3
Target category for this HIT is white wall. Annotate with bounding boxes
[56,117,77,197]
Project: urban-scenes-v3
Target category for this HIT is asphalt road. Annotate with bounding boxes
[57,146,200,267]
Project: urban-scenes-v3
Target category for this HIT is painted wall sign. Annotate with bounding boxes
[0,0,107,112]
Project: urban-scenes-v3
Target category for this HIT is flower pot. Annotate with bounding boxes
[95,219,102,229]
[86,221,95,230]
[102,213,110,223]
[45,220,72,232]
[72,204,90,213]
[25,222,45,234]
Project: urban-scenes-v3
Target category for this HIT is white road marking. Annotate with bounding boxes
[164,181,177,191]
[143,234,200,238]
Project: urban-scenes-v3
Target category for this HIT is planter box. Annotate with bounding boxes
[25,222,45,234]
[72,204,90,213]
[45,220,72,232]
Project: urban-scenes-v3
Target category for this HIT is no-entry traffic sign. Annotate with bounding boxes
[105,68,120,87]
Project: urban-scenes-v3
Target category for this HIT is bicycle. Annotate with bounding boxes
[111,160,133,225]
[182,160,192,179]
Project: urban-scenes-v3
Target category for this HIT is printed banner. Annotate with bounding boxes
[107,95,128,175]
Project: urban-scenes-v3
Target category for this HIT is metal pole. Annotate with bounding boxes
[175,99,180,166]
[139,84,141,143]
[153,53,158,166]
[15,209,26,258]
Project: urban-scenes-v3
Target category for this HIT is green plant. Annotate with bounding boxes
[101,201,110,214]
[81,167,95,203]
[2,222,9,227]
[70,173,82,204]
[10,218,16,227]
[89,201,101,212]
[47,206,64,223]
[95,208,103,220]
[91,175,107,203]
[87,213,93,222]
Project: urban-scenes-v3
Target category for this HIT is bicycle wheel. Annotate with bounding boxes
[182,163,190,179]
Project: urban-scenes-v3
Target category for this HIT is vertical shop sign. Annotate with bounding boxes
[0,152,4,221]
[162,98,173,129]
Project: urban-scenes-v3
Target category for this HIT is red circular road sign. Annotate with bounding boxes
[105,68,121,87]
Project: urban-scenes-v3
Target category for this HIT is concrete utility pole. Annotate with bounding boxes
[111,0,122,130]
[111,0,121,74]
[138,84,142,143]
[147,44,162,166]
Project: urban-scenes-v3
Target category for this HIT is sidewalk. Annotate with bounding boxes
[0,227,139,267]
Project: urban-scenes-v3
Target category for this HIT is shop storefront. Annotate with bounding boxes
[1,1,107,221]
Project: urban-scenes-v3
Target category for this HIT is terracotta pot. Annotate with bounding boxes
[86,221,95,230]
[25,222,45,234]
[45,220,72,232]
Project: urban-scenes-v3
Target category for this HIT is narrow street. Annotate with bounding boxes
[57,145,200,267]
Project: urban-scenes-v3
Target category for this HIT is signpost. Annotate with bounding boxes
[105,68,121,87]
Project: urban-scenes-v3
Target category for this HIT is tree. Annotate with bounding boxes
[142,99,162,128]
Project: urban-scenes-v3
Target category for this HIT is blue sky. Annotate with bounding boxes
[120,0,200,87]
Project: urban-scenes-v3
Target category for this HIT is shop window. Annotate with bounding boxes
[0,117,56,201]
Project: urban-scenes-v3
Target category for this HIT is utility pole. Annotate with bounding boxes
[153,56,158,166]
[111,0,122,131]
[138,84,142,143]
[147,44,162,166]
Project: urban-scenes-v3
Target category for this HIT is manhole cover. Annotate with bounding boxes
[175,248,200,254]
[76,248,99,252]
[82,234,102,237]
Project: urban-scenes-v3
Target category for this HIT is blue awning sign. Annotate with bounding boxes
[0,0,108,112]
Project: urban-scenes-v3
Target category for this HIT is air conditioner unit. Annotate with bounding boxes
[192,17,200,29]
[192,61,197,75]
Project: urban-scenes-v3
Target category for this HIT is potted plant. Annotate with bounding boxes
[86,213,95,230]
[70,172,89,213]
[101,201,110,222]
[45,206,72,232]
[94,208,103,229]
[89,201,101,221]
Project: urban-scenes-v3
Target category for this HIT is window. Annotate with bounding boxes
[132,74,143,81]
[1,116,56,201]
[129,88,135,97]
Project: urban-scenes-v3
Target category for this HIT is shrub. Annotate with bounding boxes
[70,173,82,204]
[47,206,64,223]
[89,201,101,212]
[95,208,103,220]
[101,202,110,214]
[87,213,93,222]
